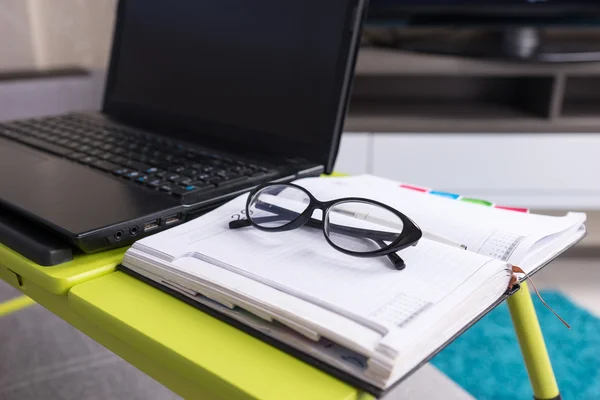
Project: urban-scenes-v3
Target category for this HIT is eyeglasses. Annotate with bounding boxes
[228,182,426,270]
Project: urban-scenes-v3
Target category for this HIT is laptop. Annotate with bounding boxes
[0,0,368,253]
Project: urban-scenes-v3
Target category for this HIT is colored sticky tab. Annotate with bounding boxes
[460,197,493,207]
[400,184,427,193]
[429,190,460,200]
[495,205,529,213]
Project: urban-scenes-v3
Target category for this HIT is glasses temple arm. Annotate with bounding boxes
[229,213,400,243]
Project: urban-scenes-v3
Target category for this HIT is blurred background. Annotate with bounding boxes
[0,1,599,399]
[3,0,600,215]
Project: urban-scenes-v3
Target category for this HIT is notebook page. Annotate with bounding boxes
[124,245,384,356]
[123,263,376,383]
[136,193,509,337]
[294,175,586,266]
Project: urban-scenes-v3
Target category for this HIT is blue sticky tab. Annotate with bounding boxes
[429,190,460,199]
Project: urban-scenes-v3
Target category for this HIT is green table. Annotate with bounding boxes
[0,242,372,400]
[0,236,562,400]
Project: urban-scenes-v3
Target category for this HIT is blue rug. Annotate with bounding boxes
[431,291,600,400]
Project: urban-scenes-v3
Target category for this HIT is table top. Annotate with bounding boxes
[0,242,126,294]
[69,271,370,400]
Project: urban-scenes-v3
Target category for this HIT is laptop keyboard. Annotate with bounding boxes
[0,115,279,200]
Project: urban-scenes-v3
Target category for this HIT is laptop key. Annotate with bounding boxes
[146,179,164,188]
[126,152,147,163]
[110,156,128,165]
[205,176,223,185]
[122,160,150,171]
[17,136,72,157]
[181,168,198,177]
[91,160,119,172]
[216,176,249,189]
[67,152,87,161]
[174,176,192,185]
[168,165,186,173]
[87,149,104,157]
[113,168,131,176]
[125,171,141,179]
[145,167,160,174]
[160,184,174,193]
[189,182,217,190]
[80,156,97,164]
[146,179,164,189]
[148,159,172,170]
[250,172,273,180]
[135,175,150,184]
[89,140,105,148]
[171,185,202,198]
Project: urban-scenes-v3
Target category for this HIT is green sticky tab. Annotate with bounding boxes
[461,197,493,207]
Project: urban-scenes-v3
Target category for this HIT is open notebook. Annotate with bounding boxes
[120,175,586,396]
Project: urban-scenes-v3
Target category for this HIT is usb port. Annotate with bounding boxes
[164,214,181,225]
[143,220,160,232]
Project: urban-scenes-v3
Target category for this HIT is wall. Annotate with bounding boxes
[28,0,117,70]
[0,0,116,72]
[0,0,37,71]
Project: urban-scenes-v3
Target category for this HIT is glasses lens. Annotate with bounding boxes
[325,201,404,253]
[248,185,310,229]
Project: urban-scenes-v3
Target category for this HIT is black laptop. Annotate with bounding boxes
[0,0,367,253]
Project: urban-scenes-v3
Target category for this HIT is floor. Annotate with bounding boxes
[0,257,597,400]
[533,257,600,318]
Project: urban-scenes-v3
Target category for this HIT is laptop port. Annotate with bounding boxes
[130,226,139,236]
[143,220,160,232]
[164,214,181,225]
[114,230,124,241]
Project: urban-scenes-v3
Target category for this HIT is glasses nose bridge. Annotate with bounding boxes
[304,202,324,218]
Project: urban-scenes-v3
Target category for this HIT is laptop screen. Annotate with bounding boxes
[103,0,363,172]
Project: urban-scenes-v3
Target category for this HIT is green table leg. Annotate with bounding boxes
[507,281,561,400]
[0,295,35,317]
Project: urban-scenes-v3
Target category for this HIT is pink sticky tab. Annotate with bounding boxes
[400,184,427,193]
[495,205,529,213]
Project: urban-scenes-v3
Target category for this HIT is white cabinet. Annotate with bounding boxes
[335,132,600,209]
[332,132,371,176]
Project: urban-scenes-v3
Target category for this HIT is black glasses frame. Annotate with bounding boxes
[228,182,423,270]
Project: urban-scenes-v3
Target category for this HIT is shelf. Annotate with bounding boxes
[561,102,600,119]
[561,76,600,118]
[348,47,600,132]
[344,101,600,133]
[355,47,600,77]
